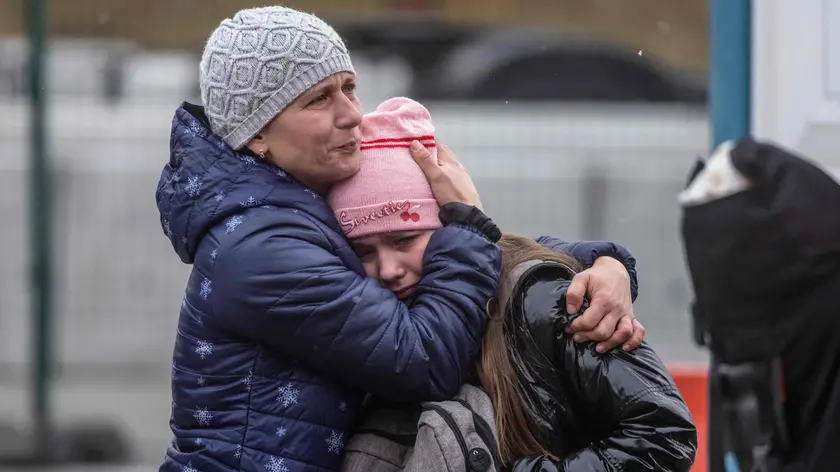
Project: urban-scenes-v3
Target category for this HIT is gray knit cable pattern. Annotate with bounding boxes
[199,6,355,150]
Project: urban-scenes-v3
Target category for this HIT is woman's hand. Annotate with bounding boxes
[564,256,645,353]
[409,140,483,209]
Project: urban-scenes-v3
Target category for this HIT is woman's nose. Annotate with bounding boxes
[335,95,362,130]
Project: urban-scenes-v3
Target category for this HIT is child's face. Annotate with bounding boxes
[350,230,435,301]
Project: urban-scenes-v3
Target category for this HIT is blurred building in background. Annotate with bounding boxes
[0,0,709,103]
[0,0,709,468]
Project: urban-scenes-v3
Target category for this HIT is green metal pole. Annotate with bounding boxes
[26,0,52,457]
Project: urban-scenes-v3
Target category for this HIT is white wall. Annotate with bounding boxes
[752,0,840,170]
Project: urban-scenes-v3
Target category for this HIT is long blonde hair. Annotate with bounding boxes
[476,233,582,466]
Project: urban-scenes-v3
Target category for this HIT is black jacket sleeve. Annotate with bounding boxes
[511,275,697,472]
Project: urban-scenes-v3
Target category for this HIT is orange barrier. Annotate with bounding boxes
[668,363,710,472]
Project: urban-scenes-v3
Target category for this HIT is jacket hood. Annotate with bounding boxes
[155,102,340,264]
[681,138,840,360]
[682,137,840,295]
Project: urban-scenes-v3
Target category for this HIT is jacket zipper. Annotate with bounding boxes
[423,405,471,471]
[454,399,500,470]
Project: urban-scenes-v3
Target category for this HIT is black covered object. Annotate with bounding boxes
[681,137,840,362]
[681,138,840,472]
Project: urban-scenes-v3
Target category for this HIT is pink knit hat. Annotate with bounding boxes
[327,97,442,238]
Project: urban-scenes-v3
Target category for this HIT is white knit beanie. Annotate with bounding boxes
[199,6,355,150]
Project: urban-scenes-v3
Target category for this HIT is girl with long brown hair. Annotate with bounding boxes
[477,234,696,470]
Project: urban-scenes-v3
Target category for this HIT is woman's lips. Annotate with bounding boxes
[335,139,360,153]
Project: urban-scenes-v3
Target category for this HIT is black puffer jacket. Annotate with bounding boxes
[503,261,697,472]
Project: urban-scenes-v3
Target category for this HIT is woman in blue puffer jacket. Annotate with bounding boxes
[155,7,644,472]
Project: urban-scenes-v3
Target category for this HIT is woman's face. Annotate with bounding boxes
[350,230,435,300]
[247,72,363,192]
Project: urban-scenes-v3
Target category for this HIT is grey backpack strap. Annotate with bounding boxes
[404,384,500,472]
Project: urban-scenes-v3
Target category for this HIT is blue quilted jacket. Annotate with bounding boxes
[155,103,639,472]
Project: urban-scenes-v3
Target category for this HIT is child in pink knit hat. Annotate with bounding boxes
[328,97,443,300]
[332,99,694,472]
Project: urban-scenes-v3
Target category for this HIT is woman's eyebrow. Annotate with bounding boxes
[310,77,346,97]
[302,83,331,98]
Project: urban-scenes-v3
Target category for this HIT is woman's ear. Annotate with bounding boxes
[246,134,268,158]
